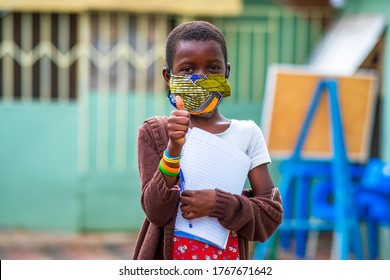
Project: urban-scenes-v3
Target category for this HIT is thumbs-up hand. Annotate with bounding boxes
[167,96,190,151]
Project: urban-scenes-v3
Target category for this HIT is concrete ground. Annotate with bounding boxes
[0,230,335,260]
[0,230,138,260]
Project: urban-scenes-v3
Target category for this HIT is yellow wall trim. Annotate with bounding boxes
[0,0,242,15]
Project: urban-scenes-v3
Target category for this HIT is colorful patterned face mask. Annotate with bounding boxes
[168,74,231,118]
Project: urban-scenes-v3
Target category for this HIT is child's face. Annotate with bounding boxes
[171,40,229,77]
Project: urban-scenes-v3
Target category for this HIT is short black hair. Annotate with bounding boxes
[165,21,228,70]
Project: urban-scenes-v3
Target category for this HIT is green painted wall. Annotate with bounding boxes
[0,99,148,232]
[0,103,79,230]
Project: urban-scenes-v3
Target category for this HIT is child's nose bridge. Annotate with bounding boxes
[194,68,209,75]
[194,64,218,75]
[191,70,203,76]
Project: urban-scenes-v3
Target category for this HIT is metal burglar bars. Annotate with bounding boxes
[0,12,170,101]
[0,7,331,102]
[0,13,79,100]
[0,7,331,174]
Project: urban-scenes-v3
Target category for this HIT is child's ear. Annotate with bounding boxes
[162,67,171,83]
[225,63,231,79]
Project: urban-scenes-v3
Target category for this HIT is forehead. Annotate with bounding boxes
[173,40,224,64]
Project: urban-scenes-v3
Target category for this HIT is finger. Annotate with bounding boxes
[181,211,190,219]
[172,96,186,146]
[180,204,190,213]
[169,131,188,140]
[169,110,190,118]
[167,115,190,126]
[180,190,193,197]
[175,95,185,110]
[179,196,191,205]
[183,212,197,220]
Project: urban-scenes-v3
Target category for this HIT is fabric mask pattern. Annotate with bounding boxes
[168,74,231,117]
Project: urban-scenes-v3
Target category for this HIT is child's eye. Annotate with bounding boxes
[180,67,194,74]
[209,65,222,72]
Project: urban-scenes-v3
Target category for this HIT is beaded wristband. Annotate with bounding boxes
[159,159,180,176]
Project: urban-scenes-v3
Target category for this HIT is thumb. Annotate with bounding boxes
[175,96,185,110]
[173,95,187,146]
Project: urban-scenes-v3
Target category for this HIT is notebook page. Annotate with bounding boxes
[174,128,251,249]
[181,127,251,194]
[175,210,229,250]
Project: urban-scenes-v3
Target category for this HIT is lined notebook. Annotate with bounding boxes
[174,127,251,250]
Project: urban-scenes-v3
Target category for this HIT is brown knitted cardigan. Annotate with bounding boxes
[132,116,283,260]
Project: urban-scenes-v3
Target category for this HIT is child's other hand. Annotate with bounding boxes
[167,96,190,150]
[179,189,216,220]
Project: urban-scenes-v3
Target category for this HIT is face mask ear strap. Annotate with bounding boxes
[225,68,230,78]
[167,90,177,108]
[164,67,171,78]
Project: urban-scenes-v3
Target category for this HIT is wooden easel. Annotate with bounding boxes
[253,79,364,259]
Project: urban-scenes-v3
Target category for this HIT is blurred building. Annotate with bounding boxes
[0,0,388,251]
[0,0,333,232]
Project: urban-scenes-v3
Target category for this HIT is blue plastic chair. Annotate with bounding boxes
[306,158,390,259]
[361,158,390,195]
[357,158,390,259]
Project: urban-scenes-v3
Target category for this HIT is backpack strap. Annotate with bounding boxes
[144,116,169,155]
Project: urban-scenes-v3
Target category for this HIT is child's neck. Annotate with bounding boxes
[190,111,231,135]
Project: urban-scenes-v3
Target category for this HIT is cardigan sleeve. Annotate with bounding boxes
[137,120,180,227]
[209,187,283,242]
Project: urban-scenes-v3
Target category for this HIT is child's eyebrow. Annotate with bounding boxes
[207,58,223,63]
[175,58,224,68]
[176,61,195,68]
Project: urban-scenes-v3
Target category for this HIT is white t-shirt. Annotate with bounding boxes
[189,119,271,170]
